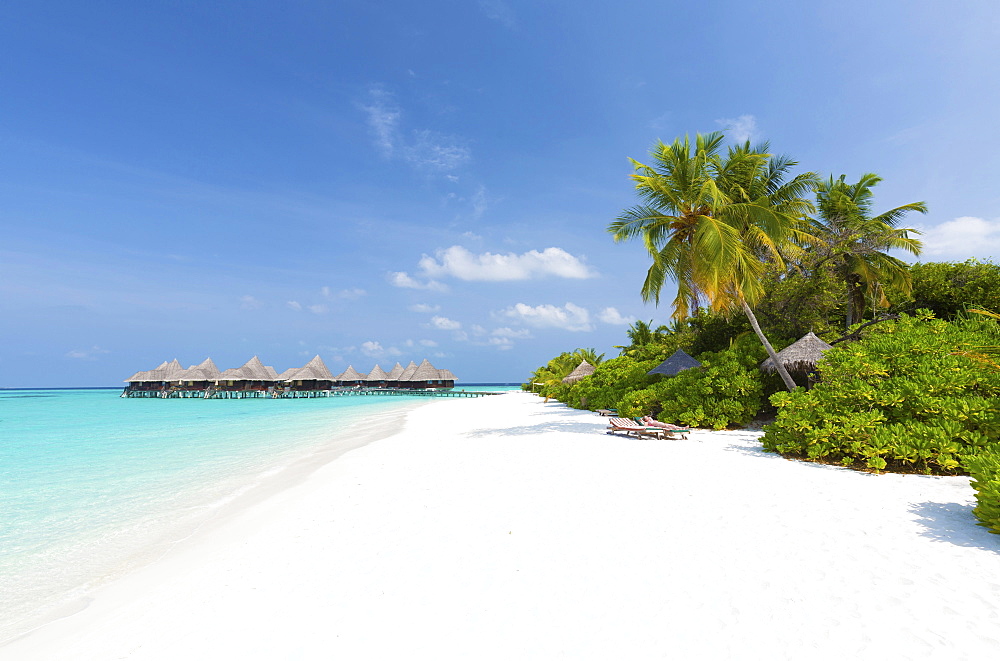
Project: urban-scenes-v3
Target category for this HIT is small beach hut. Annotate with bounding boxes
[760,332,833,387]
[437,368,457,388]
[396,361,419,388]
[365,364,390,388]
[283,355,335,390]
[335,365,366,387]
[218,356,278,392]
[410,359,443,389]
[385,362,405,387]
[562,361,595,385]
[647,349,702,376]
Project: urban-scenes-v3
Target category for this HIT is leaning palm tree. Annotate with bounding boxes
[608,131,818,391]
[812,173,925,327]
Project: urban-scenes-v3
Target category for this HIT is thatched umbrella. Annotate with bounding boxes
[760,332,833,375]
[647,349,702,376]
[562,360,595,384]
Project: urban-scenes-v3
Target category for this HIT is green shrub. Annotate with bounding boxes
[617,338,766,429]
[762,313,1000,473]
[567,356,658,410]
[967,446,1000,534]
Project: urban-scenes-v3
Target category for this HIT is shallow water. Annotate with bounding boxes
[0,387,511,639]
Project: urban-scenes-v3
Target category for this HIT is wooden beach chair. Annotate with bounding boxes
[638,416,691,439]
[606,417,668,439]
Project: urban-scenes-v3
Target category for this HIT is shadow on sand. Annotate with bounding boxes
[909,500,1000,554]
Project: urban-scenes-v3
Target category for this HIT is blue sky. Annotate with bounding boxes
[2,0,998,387]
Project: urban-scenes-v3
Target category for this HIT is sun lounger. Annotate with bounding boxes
[606,417,672,439]
[639,416,691,439]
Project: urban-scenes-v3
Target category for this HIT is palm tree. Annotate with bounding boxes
[608,132,818,392]
[812,174,925,328]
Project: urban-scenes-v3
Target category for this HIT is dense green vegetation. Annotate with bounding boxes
[525,129,1000,533]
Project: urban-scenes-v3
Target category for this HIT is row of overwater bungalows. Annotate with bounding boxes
[123,355,457,398]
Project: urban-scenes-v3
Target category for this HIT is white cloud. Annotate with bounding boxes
[388,271,448,291]
[918,216,1000,260]
[287,301,302,311]
[497,302,593,332]
[419,339,438,347]
[716,114,758,143]
[418,246,596,281]
[240,295,262,310]
[492,326,532,339]
[360,85,400,157]
[409,303,441,313]
[361,341,402,357]
[430,315,462,330]
[479,0,516,28]
[66,346,110,360]
[599,307,636,325]
[308,304,327,314]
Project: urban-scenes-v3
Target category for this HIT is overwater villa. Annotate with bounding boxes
[123,355,461,398]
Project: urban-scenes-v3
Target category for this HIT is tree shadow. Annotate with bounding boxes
[909,500,1000,554]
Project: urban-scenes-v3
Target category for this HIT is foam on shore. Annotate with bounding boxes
[4,392,999,659]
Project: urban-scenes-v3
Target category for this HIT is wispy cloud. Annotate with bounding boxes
[66,346,110,360]
[496,302,593,332]
[360,87,471,174]
[716,114,758,143]
[409,303,441,313]
[917,216,1000,259]
[360,85,400,157]
[240,295,263,310]
[322,286,367,300]
[417,246,596,282]
[404,130,471,172]
[287,300,303,311]
[479,0,516,28]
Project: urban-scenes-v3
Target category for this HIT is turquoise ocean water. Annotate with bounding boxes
[0,387,512,640]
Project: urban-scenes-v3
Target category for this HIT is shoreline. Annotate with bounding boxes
[5,392,999,659]
[1,397,431,646]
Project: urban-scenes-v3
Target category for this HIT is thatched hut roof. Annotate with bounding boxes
[124,359,184,383]
[411,359,440,381]
[286,355,333,381]
[437,368,457,382]
[336,365,366,381]
[760,332,833,373]
[175,358,221,382]
[387,363,405,380]
[562,360,595,384]
[647,349,702,376]
[223,356,277,381]
[366,364,390,381]
[397,361,419,382]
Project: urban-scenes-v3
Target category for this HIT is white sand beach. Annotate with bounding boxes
[4,391,999,660]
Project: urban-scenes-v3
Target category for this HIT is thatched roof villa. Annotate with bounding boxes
[123,356,458,397]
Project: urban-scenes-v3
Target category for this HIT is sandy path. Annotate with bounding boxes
[4,392,999,659]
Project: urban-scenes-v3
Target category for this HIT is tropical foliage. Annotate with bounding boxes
[608,131,818,391]
[966,447,1000,534]
[761,313,1000,473]
[900,259,1000,319]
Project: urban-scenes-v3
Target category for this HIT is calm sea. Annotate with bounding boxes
[0,386,512,640]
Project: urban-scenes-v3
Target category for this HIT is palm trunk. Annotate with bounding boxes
[741,299,798,392]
